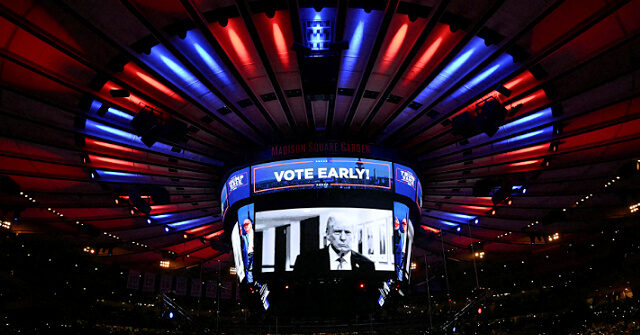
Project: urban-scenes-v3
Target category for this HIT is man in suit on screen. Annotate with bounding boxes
[294,216,375,277]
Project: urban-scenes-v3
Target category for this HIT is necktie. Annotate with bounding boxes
[337,256,345,270]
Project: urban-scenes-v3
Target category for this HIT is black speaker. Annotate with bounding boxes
[451,112,478,137]
[476,99,507,136]
[150,187,171,205]
[128,188,151,215]
[130,108,160,136]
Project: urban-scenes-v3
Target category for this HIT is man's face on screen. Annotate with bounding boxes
[243,219,252,234]
[327,220,353,255]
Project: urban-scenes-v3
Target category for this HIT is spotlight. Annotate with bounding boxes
[218,16,228,27]
[474,218,479,224]
[109,89,130,98]
[147,218,152,224]
[313,1,324,12]
[495,85,512,97]
[264,7,276,19]
[164,226,170,232]
[541,159,550,167]
[456,226,461,232]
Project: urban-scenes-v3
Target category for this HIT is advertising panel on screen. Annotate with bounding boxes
[220,184,228,217]
[394,163,418,201]
[236,203,255,283]
[393,202,414,281]
[252,157,392,194]
[254,207,394,275]
[225,167,250,207]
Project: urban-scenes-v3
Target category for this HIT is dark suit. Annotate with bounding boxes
[292,248,378,317]
[293,247,375,278]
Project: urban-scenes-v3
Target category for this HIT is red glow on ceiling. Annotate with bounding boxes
[407,37,442,81]
[384,23,408,61]
[88,155,131,166]
[272,23,290,67]
[228,27,251,64]
[186,225,213,234]
[507,90,547,109]
[135,71,179,98]
[102,82,152,109]
[503,143,549,156]
[86,139,140,153]
[459,205,493,211]
[204,230,224,239]
[509,159,542,167]
[421,225,441,234]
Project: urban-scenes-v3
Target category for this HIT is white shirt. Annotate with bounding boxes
[329,247,352,270]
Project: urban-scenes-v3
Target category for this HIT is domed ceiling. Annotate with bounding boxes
[0,0,639,273]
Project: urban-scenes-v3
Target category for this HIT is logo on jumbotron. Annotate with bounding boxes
[228,172,248,192]
[396,168,416,189]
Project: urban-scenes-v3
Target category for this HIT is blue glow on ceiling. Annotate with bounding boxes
[151,214,173,220]
[439,220,459,227]
[168,216,212,230]
[445,212,476,221]
[504,108,553,129]
[96,170,139,178]
[84,120,222,166]
[505,129,546,142]
[106,107,134,121]
[138,45,223,111]
[178,30,233,88]
[494,126,554,147]
[414,37,495,105]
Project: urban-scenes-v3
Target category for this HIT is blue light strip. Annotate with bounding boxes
[175,30,234,88]
[419,108,555,162]
[438,219,459,227]
[95,169,143,182]
[380,37,496,141]
[137,45,225,112]
[440,53,518,110]
[151,214,173,220]
[504,108,553,129]
[167,216,212,230]
[429,210,477,225]
[493,126,554,148]
[338,8,382,88]
[84,120,223,166]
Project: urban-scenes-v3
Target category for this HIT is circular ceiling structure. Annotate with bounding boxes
[0,0,639,276]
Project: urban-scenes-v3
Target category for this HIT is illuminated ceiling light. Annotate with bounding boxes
[229,266,237,275]
[410,262,417,270]
[384,23,408,61]
[160,260,170,268]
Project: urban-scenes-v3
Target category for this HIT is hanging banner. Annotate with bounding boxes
[175,277,187,296]
[205,280,217,298]
[126,270,141,290]
[142,272,156,292]
[190,279,202,297]
[220,282,232,299]
[160,275,173,293]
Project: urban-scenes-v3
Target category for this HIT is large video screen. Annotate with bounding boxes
[252,157,392,194]
[254,207,395,275]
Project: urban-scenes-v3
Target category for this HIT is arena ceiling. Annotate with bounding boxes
[0,0,639,272]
